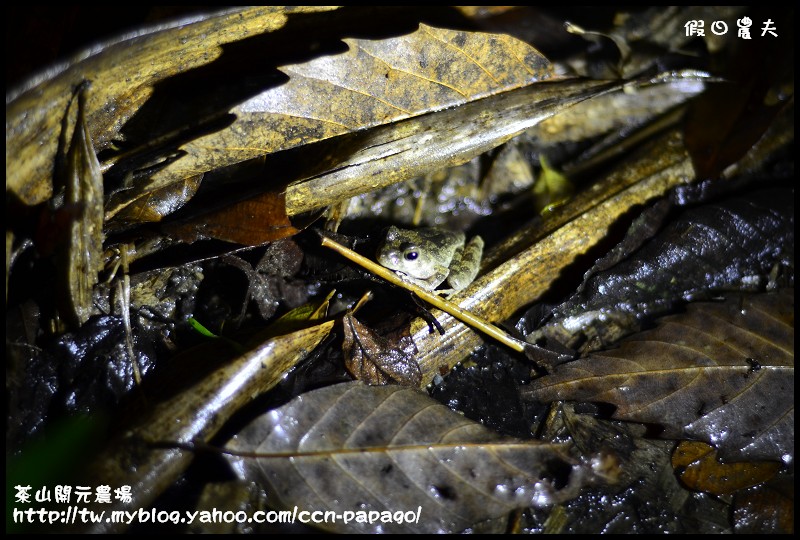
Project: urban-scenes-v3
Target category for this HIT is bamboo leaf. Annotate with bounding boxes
[59,84,105,327]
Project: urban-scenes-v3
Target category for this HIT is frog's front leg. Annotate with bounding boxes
[446,235,484,292]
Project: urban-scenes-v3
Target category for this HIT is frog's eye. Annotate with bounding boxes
[400,242,418,261]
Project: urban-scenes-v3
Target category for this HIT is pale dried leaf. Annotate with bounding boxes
[139,24,554,209]
[8,7,332,206]
[61,86,105,326]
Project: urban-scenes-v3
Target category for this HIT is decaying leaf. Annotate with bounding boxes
[732,477,794,534]
[163,190,299,245]
[59,83,105,327]
[71,321,333,533]
[342,311,421,386]
[672,441,781,496]
[226,382,609,533]
[524,289,794,463]
[527,188,794,354]
[534,403,733,534]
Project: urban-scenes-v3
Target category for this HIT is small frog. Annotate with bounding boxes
[377,226,484,294]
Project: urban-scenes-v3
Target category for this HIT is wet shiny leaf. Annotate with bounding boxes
[226,381,606,533]
[70,321,333,533]
[528,188,794,354]
[732,477,794,534]
[672,441,781,495]
[525,289,794,463]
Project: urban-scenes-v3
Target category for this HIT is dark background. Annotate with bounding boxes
[6,6,209,90]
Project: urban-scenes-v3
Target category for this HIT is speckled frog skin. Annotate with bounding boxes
[376,226,484,294]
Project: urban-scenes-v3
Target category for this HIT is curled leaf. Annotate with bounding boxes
[59,84,105,327]
[342,311,421,386]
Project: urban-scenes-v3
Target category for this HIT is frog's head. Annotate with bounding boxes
[376,226,436,279]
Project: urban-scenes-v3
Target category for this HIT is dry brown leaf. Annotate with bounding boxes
[8,7,333,207]
[342,311,421,386]
[135,23,554,215]
[162,190,299,245]
[59,84,105,327]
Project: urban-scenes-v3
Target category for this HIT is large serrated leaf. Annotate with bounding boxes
[106,22,556,224]
[525,290,794,463]
[226,381,603,533]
